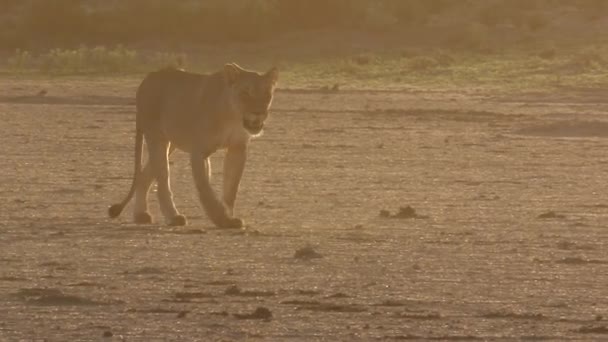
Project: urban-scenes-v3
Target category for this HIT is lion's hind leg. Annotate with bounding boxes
[133,144,177,224]
[133,161,154,224]
[147,139,187,226]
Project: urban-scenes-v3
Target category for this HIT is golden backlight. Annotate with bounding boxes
[0,1,607,341]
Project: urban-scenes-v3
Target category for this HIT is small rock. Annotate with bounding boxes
[575,325,608,334]
[294,245,323,260]
[556,257,589,265]
[556,241,576,250]
[379,210,391,218]
[537,211,566,219]
[234,307,273,320]
[380,206,428,219]
[102,331,113,338]
[393,206,418,219]
[327,292,349,298]
[225,285,241,295]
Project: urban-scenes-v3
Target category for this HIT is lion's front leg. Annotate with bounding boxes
[191,152,243,229]
[223,144,247,216]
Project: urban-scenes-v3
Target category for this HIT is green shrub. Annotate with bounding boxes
[434,49,455,66]
[7,49,34,70]
[566,48,607,71]
[408,56,439,71]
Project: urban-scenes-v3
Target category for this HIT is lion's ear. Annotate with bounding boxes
[266,67,279,85]
[224,63,242,84]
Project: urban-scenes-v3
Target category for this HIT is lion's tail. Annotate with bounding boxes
[108,127,144,218]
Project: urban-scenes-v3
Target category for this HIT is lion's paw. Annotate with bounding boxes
[220,217,244,229]
[169,214,188,226]
[134,212,153,224]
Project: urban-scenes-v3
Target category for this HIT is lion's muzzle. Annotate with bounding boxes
[243,118,265,135]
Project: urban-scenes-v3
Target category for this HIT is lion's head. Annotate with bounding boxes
[224,63,279,136]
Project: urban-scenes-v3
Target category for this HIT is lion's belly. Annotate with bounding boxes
[160,121,195,153]
[161,119,249,155]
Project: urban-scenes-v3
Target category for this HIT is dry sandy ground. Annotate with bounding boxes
[0,77,607,341]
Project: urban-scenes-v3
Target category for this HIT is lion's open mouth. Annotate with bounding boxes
[243,120,264,134]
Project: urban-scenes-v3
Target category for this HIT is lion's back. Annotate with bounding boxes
[136,68,206,114]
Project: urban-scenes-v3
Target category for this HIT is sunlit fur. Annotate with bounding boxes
[108,63,278,228]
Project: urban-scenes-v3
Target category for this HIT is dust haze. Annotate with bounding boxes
[1,1,607,341]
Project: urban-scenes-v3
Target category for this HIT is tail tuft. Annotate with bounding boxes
[108,204,124,218]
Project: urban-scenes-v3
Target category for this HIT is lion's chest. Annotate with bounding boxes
[218,123,249,149]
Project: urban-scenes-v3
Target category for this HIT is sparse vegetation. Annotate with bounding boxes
[408,56,441,71]
[5,46,185,74]
[0,0,603,98]
[0,1,606,90]
[4,44,608,92]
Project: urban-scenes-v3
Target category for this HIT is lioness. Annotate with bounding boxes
[108,63,278,228]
